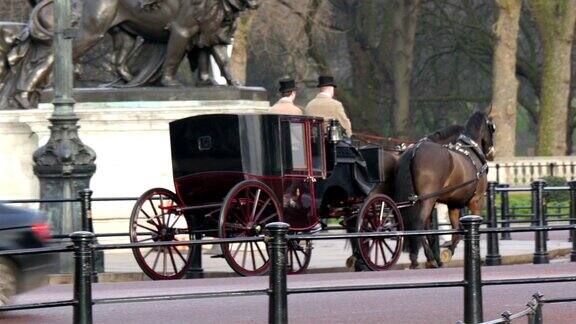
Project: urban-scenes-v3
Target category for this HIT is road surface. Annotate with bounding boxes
[1,263,575,323]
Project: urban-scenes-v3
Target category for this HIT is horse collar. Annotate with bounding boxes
[457,135,487,165]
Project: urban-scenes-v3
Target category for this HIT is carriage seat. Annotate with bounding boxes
[335,142,373,195]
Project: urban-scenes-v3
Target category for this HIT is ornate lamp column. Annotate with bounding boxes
[33,0,96,273]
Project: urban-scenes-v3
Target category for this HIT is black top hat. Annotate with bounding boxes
[278,78,296,93]
[317,75,337,88]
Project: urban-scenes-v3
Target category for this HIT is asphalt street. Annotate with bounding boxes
[2,263,575,323]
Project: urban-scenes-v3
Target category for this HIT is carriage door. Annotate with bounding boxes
[281,120,321,230]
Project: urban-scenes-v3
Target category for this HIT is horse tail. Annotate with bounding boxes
[394,147,423,254]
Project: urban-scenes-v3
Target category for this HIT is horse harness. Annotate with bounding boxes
[408,134,489,204]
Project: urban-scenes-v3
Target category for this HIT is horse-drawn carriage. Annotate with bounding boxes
[129,113,404,279]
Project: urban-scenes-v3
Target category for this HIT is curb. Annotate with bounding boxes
[45,248,573,285]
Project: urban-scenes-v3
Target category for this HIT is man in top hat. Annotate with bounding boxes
[304,76,352,135]
[268,78,303,115]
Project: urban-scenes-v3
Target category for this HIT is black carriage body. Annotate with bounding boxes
[131,113,403,279]
[169,113,382,231]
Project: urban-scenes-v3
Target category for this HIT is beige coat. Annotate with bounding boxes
[304,93,353,135]
[269,98,303,115]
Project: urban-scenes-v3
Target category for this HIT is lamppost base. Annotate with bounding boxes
[533,253,550,264]
[485,255,502,266]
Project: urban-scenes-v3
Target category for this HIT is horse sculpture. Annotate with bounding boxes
[9,0,259,108]
[394,112,495,269]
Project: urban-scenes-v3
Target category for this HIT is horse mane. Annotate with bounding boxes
[426,125,464,143]
[464,112,487,140]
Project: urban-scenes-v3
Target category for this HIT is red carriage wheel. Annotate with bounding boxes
[130,188,192,280]
[219,180,283,276]
[287,239,312,275]
[356,194,403,271]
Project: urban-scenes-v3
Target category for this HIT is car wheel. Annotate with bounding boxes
[0,257,17,306]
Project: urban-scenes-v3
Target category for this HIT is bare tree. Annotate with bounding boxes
[491,0,522,158]
[530,0,576,156]
[392,0,422,138]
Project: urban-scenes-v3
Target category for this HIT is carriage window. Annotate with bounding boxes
[311,123,324,173]
[289,123,307,170]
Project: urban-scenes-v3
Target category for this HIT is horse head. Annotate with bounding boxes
[464,112,496,160]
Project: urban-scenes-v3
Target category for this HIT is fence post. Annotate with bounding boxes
[266,222,289,324]
[79,189,93,232]
[570,181,576,262]
[71,231,94,324]
[527,293,544,324]
[532,180,549,264]
[461,215,483,324]
[486,182,502,266]
[495,163,501,184]
[499,184,511,240]
[78,189,100,282]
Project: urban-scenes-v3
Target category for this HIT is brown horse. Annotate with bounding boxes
[394,112,495,269]
[346,125,465,271]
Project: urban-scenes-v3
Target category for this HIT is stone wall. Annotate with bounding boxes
[0,0,30,22]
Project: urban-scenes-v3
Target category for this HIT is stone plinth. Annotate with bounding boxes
[0,89,270,237]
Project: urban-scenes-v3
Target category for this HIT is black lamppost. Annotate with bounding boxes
[33,0,96,273]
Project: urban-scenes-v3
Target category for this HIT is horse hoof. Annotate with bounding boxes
[441,249,453,263]
[160,77,183,87]
[345,255,356,269]
[425,261,438,269]
[409,263,419,270]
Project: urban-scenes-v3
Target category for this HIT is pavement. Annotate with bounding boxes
[46,227,575,284]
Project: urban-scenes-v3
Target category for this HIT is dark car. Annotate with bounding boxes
[0,203,55,306]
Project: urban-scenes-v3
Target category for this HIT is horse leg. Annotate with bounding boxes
[110,28,136,81]
[420,198,440,268]
[196,48,214,86]
[210,45,239,86]
[442,208,462,263]
[161,23,198,87]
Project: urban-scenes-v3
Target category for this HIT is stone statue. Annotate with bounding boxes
[0,0,260,109]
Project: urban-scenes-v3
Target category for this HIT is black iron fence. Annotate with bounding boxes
[483,180,576,266]
[0,217,575,324]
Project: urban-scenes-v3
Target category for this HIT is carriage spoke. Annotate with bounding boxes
[383,240,395,254]
[249,242,257,271]
[293,247,303,268]
[254,241,267,262]
[367,239,376,254]
[241,243,248,268]
[250,189,261,221]
[162,247,167,275]
[378,203,385,223]
[173,245,188,263]
[378,241,387,264]
[168,246,178,274]
[374,240,379,264]
[152,248,161,271]
[253,198,271,223]
[232,242,244,259]
[143,248,154,259]
[159,195,166,225]
[140,208,160,226]
[137,223,158,233]
[257,213,278,225]
[168,213,182,229]
[149,198,159,217]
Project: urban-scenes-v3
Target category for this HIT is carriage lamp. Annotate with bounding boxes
[329,119,344,143]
